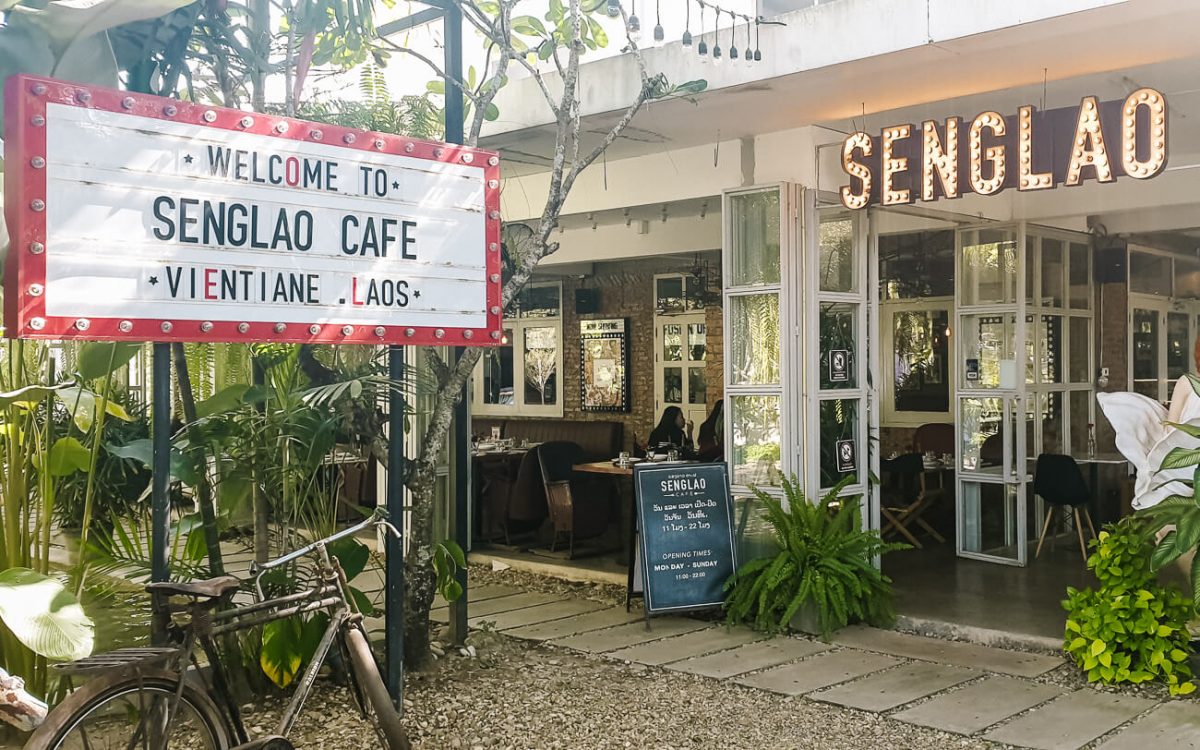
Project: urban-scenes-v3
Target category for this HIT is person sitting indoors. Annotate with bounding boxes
[697,399,724,462]
[647,406,696,459]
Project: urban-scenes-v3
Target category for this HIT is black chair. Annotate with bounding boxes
[1032,453,1097,561]
[536,441,611,558]
[880,452,945,549]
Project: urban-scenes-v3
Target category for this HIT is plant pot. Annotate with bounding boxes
[789,602,822,636]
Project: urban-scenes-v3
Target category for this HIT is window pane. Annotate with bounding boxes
[730,294,780,385]
[959,396,1004,472]
[688,368,707,405]
[1039,315,1063,384]
[1130,252,1171,296]
[1168,312,1189,382]
[880,231,954,299]
[1069,317,1090,383]
[960,481,1019,557]
[729,190,781,286]
[688,324,707,362]
[819,216,855,293]
[1040,238,1065,308]
[656,276,685,314]
[1178,259,1200,300]
[662,367,682,404]
[1069,242,1090,309]
[662,324,683,361]
[961,229,1018,306]
[1132,308,1159,398]
[819,399,859,487]
[522,326,558,406]
[893,309,950,412]
[960,314,1016,390]
[1070,391,1092,456]
[482,329,514,404]
[819,303,857,390]
[731,395,781,487]
[1040,391,1064,454]
[519,286,560,318]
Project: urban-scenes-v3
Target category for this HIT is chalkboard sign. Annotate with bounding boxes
[633,462,737,615]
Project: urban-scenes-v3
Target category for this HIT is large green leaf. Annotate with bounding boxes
[1161,447,1200,471]
[0,567,94,661]
[260,617,303,688]
[195,384,252,419]
[106,438,197,484]
[328,537,370,581]
[75,341,142,381]
[55,386,132,432]
[48,435,90,476]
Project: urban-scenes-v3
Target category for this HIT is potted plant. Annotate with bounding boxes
[724,476,906,638]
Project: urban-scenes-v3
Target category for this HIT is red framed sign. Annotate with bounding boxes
[3,74,503,346]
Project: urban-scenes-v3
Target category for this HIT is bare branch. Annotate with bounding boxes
[379,38,482,107]
[424,349,450,389]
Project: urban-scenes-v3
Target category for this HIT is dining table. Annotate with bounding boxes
[471,443,536,539]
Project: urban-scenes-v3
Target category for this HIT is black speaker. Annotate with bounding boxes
[1095,237,1127,283]
[575,288,600,314]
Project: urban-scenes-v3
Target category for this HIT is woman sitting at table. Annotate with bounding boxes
[697,400,724,462]
[648,406,695,459]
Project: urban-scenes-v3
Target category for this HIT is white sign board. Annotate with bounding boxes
[4,75,502,345]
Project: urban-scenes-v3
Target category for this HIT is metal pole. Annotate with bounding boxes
[443,0,471,648]
[385,345,406,707]
[151,342,171,583]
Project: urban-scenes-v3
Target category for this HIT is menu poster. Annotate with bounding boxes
[633,463,737,616]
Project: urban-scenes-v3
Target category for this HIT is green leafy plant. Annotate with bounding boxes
[724,476,906,637]
[1063,518,1196,695]
[433,540,468,602]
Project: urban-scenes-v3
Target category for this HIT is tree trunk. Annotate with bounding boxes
[172,343,226,577]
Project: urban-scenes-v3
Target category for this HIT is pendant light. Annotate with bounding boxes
[606,0,620,17]
[711,5,722,64]
[681,0,692,46]
[697,2,707,57]
[745,16,753,63]
[753,16,762,61]
[728,11,738,59]
[653,0,664,41]
[627,0,641,40]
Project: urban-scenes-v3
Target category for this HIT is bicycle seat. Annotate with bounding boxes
[145,575,241,599]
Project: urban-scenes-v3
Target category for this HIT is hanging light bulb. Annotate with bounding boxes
[606,0,620,17]
[753,17,762,61]
[681,0,692,45]
[653,0,663,41]
[745,15,753,63]
[711,6,721,64]
[728,11,738,59]
[696,2,707,56]
[627,0,641,40]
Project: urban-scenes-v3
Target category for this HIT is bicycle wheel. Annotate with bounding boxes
[25,668,233,750]
[342,624,411,750]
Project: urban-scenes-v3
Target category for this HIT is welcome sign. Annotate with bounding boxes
[3,75,502,345]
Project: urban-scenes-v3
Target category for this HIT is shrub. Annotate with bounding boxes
[1062,518,1196,696]
[724,476,906,637]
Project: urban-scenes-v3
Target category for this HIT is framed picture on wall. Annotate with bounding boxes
[580,318,630,412]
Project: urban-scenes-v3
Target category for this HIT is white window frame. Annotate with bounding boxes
[880,297,956,427]
[471,282,565,418]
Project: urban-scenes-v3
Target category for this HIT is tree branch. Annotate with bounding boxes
[380,38,482,107]
[424,349,450,389]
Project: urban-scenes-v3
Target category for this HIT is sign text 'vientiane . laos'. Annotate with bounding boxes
[3,75,502,345]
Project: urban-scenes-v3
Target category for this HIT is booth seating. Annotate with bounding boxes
[913,423,954,456]
[475,419,623,544]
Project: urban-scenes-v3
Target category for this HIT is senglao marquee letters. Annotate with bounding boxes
[839,88,1168,210]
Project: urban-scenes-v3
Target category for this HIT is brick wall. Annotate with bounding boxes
[504,256,724,453]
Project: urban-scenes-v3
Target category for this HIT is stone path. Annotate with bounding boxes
[426,585,1200,749]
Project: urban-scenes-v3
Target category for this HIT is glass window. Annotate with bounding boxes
[1070,391,1092,456]
[1040,239,1065,308]
[1130,252,1172,296]
[1039,315,1062,384]
[819,217,855,293]
[1069,242,1090,309]
[880,232,954,300]
[518,285,561,318]
[688,324,707,362]
[959,396,1004,472]
[960,314,1016,390]
[688,368,707,405]
[729,294,780,385]
[662,367,683,404]
[522,326,558,406]
[819,399,859,487]
[663,324,683,361]
[730,395,781,487]
[961,228,1018,306]
[1167,311,1189,382]
[482,330,514,405]
[1069,317,1090,383]
[1177,259,1200,300]
[892,309,950,413]
[819,303,857,389]
[1132,308,1160,399]
[729,191,781,286]
[656,275,705,313]
[1040,391,1064,454]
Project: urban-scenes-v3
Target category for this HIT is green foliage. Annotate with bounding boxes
[1062,519,1196,696]
[0,568,94,662]
[724,476,907,637]
[433,540,468,602]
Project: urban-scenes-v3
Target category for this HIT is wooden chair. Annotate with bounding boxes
[537,441,610,558]
[880,452,945,549]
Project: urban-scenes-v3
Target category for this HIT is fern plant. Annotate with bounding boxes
[724,476,907,637]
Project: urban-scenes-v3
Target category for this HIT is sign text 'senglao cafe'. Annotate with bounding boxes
[3,75,502,345]
[839,88,1168,210]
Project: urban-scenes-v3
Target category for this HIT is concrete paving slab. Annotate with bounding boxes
[430,591,562,624]
[505,607,646,641]
[984,690,1156,750]
[432,584,523,609]
[892,676,1067,735]
[476,598,607,631]
[667,637,830,680]
[734,649,900,696]
[832,625,1062,677]
[1096,702,1200,749]
[606,626,766,666]
[550,617,709,653]
[809,662,978,712]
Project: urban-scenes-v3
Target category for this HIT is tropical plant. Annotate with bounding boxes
[1062,518,1196,695]
[724,476,907,637]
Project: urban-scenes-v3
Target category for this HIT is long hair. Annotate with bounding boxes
[699,399,723,441]
[655,406,684,436]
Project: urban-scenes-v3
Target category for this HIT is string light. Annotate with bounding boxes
[682,0,692,45]
[745,16,753,64]
[606,0,620,17]
[654,0,664,41]
[628,0,641,40]
[728,11,738,59]
[711,3,721,63]
[697,2,707,56]
[753,16,762,61]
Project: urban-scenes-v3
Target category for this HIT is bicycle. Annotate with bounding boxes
[25,510,411,750]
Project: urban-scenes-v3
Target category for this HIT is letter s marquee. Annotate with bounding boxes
[2,74,504,346]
